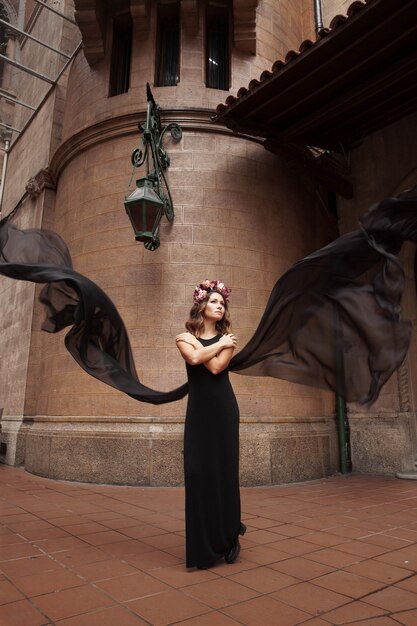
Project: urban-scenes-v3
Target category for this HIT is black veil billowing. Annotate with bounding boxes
[1,188,417,406]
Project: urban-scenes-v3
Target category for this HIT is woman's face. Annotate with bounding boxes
[204,292,226,322]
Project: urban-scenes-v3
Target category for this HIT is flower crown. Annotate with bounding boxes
[193,279,231,304]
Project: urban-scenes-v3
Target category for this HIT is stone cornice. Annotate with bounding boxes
[73,0,107,66]
[49,108,263,183]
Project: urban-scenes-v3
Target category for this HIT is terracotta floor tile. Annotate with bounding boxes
[268,523,310,538]
[229,565,298,593]
[272,581,351,615]
[211,557,259,576]
[54,605,148,625]
[127,549,183,570]
[79,530,131,546]
[73,558,138,581]
[0,579,25,605]
[54,546,109,566]
[375,548,417,571]
[46,514,86,525]
[33,583,114,620]
[13,568,83,597]
[100,517,142,530]
[150,563,219,587]
[101,539,156,559]
[318,599,388,624]
[245,529,285,544]
[244,517,281,530]
[0,598,51,626]
[299,619,332,626]
[0,542,43,561]
[357,533,412,550]
[243,545,293,565]
[154,519,186,532]
[19,527,70,542]
[346,559,412,585]
[387,528,417,542]
[269,556,335,581]
[305,547,366,568]
[0,532,27,546]
[335,540,391,558]
[0,555,61,579]
[126,589,210,626]
[396,575,417,594]
[221,594,312,626]
[121,524,169,539]
[301,531,350,549]
[365,586,417,612]
[268,537,322,556]
[32,536,87,554]
[61,522,109,535]
[140,532,186,550]
[182,577,259,608]
[327,526,373,540]
[391,608,417,625]
[347,618,401,625]
[313,569,385,598]
[174,612,243,625]
[96,570,170,601]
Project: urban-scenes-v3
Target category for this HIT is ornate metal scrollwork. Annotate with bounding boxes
[126,83,182,246]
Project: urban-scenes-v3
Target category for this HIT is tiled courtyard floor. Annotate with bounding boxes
[2,468,417,625]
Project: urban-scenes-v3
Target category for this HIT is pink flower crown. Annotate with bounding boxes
[193,280,231,304]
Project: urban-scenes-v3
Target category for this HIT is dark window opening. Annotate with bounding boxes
[206,2,230,90]
[155,2,180,87]
[109,12,132,97]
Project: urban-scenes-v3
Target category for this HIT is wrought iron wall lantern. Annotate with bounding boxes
[124,83,182,251]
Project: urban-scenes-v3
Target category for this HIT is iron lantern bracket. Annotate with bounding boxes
[127,83,182,228]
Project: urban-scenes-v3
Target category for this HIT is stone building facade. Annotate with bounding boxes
[0,0,416,486]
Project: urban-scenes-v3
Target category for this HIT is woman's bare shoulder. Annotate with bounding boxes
[176,331,199,346]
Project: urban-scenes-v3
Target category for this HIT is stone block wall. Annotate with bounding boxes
[1,0,342,484]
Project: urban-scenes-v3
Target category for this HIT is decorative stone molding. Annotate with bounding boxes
[25,168,55,199]
[73,0,107,66]
[233,0,258,55]
[49,108,262,182]
[181,0,198,35]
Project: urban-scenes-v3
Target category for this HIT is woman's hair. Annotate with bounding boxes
[185,291,231,337]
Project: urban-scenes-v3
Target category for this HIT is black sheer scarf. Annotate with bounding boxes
[1,188,416,406]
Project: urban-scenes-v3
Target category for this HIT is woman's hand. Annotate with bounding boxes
[218,333,237,349]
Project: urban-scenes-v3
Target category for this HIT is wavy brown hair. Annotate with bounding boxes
[185,291,231,337]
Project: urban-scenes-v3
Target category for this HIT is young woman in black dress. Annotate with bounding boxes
[176,280,246,569]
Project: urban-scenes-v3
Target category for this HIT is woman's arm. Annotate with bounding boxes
[176,333,236,372]
[203,346,235,375]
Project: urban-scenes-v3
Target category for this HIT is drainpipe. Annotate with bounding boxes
[0,132,11,220]
[334,305,352,474]
[314,0,324,33]
[336,394,352,474]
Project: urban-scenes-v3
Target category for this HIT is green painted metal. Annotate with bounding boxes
[125,83,182,250]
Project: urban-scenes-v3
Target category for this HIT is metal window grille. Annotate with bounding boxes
[109,13,132,97]
[206,4,229,91]
[155,3,180,87]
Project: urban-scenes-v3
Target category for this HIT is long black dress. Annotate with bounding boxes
[184,335,241,569]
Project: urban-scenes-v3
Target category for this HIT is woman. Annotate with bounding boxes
[176,280,246,569]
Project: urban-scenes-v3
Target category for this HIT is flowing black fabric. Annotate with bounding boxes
[1,187,417,406]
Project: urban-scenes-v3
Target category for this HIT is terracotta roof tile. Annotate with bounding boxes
[215,0,374,116]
